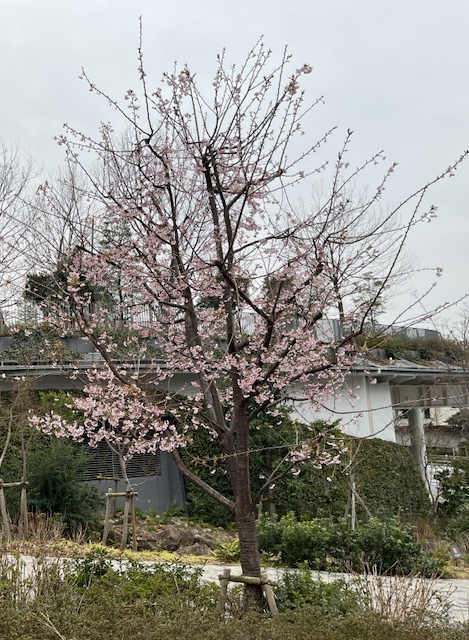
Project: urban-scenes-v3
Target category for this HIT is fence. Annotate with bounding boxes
[0,301,441,345]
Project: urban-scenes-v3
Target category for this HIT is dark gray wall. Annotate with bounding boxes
[87,451,186,514]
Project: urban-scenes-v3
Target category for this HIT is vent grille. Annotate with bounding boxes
[80,442,161,481]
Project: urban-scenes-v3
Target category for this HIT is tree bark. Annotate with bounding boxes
[237,504,263,608]
[232,390,263,609]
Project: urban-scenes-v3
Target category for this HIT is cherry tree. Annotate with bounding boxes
[30,36,466,605]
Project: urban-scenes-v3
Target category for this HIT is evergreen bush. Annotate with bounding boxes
[27,440,102,532]
[257,514,442,576]
[350,438,429,519]
[274,563,364,613]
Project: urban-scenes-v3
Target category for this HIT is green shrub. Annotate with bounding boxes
[274,563,365,614]
[350,439,430,519]
[257,514,443,576]
[264,514,347,568]
[434,457,469,548]
[27,440,102,532]
[349,518,441,576]
[68,552,218,611]
[113,561,217,609]
[436,457,469,518]
[268,437,429,522]
[443,504,469,549]
[184,483,233,528]
[68,547,114,589]
[0,554,465,640]
[5,328,78,365]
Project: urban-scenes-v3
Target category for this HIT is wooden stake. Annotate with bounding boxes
[0,482,11,541]
[120,494,130,552]
[112,478,118,517]
[217,568,231,614]
[217,570,278,616]
[261,572,278,616]
[18,483,28,540]
[130,493,137,552]
[350,471,356,530]
[102,490,113,546]
[102,489,138,549]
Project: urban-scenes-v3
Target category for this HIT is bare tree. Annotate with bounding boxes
[0,141,37,328]
[26,165,99,270]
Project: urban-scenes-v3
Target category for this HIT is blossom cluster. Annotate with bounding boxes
[31,366,185,460]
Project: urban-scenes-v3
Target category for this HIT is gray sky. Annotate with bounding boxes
[2,0,468,324]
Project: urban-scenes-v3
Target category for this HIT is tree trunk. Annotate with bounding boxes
[0,484,11,541]
[232,393,263,609]
[408,407,431,496]
[236,502,263,609]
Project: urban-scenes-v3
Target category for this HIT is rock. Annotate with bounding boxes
[194,531,216,547]
[191,526,235,548]
[101,516,237,553]
[153,524,195,551]
[177,543,213,557]
[105,528,121,544]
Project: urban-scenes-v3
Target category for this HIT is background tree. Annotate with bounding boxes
[27,440,102,533]
[0,389,102,535]
[0,140,36,330]
[30,37,466,606]
[183,412,343,526]
[352,272,387,332]
[0,383,42,539]
[442,307,469,420]
[25,166,97,271]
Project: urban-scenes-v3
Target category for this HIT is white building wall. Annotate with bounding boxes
[292,374,396,441]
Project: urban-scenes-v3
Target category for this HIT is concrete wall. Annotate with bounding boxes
[88,451,186,514]
[292,373,396,441]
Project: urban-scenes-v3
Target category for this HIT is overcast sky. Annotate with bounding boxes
[2,0,468,325]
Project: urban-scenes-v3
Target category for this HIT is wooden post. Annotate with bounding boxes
[18,482,28,540]
[130,492,137,552]
[217,570,278,616]
[102,490,113,546]
[217,568,231,614]
[102,490,138,549]
[0,480,11,541]
[261,572,278,616]
[112,478,118,517]
[350,471,356,530]
[97,475,120,517]
[120,494,131,552]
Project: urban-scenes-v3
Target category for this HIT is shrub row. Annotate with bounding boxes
[257,514,443,576]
